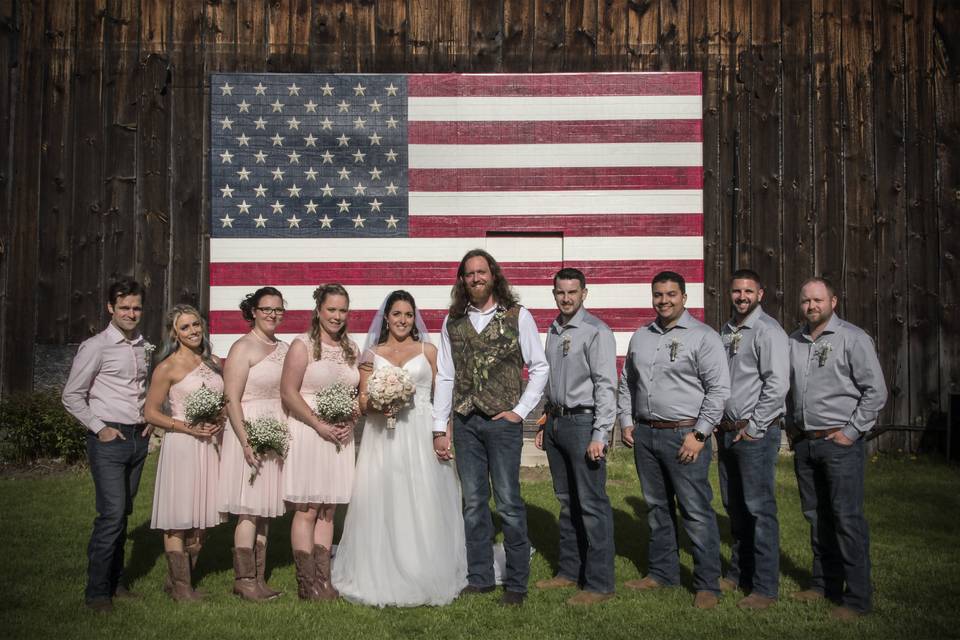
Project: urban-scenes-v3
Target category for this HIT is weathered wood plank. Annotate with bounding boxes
[532,0,565,71]
[35,0,77,343]
[597,0,628,70]
[140,0,170,54]
[236,0,267,71]
[135,54,171,342]
[503,0,534,71]
[872,0,910,445]
[904,0,941,443]
[439,0,470,71]
[68,0,107,340]
[626,0,659,70]
[839,0,877,335]
[934,0,960,417]
[168,0,205,311]
[374,0,407,72]
[564,0,597,71]
[660,0,690,70]
[4,0,45,391]
[204,0,238,72]
[469,0,502,71]
[0,0,12,389]
[811,0,845,285]
[268,0,311,72]
[407,0,436,71]
[100,0,139,286]
[748,0,783,317]
[780,0,815,329]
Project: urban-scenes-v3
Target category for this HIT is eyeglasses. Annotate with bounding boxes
[256,307,286,316]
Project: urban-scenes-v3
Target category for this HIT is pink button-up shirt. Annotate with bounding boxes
[61,323,149,434]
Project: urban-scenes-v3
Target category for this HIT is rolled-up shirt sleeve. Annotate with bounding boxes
[747,328,791,438]
[432,317,455,431]
[61,341,108,435]
[513,307,549,419]
[843,332,888,440]
[588,327,618,442]
[695,332,731,436]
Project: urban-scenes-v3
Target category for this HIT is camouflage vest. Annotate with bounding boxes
[449,305,523,416]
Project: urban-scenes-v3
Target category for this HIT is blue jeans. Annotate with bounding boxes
[633,424,721,594]
[453,412,529,593]
[85,422,149,602]
[543,414,615,594]
[794,436,871,613]
[717,424,781,598]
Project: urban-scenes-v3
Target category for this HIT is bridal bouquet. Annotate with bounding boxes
[243,416,289,485]
[314,383,358,452]
[183,384,225,452]
[366,365,416,429]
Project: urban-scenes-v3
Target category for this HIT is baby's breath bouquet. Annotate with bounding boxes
[314,383,358,452]
[243,416,289,485]
[366,365,416,429]
[183,384,225,452]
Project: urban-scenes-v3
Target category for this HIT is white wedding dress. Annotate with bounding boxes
[332,348,468,607]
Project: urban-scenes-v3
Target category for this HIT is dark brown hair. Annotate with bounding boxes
[239,286,285,324]
[448,249,518,319]
[377,290,422,345]
[309,283,356,365]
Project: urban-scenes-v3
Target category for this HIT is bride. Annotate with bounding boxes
[331,290,467,606]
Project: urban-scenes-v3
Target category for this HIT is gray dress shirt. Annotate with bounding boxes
[545,307,618,444]
[617,310,731,437]
[721,306,790,438]
[788,314,888,441]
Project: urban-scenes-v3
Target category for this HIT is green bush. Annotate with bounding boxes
[0,390,87,463]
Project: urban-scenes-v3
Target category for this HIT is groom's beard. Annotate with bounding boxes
[468,280,494,306]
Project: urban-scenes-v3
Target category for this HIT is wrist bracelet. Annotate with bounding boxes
[432,432,446,438]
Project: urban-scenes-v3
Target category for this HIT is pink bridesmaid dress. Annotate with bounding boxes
[282,334,359,506]
[151,363,226,530]
[217,342,288,517]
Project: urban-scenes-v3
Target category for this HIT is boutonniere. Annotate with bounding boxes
[728,332,743,355]
[669,338,682,362]
[494,307,506,336]
[143,341,156,357]
[814,342,833,367]
[561,334,571,357]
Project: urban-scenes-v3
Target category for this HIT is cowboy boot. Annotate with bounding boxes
[231,547,268,601]
[184,532,207,597]
[293,549,322,601]
[313,545,338,601]
[254,540,282,600]
[164,551,202,602]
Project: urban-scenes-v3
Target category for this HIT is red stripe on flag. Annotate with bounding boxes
[210,259,704,287]
[209,307,706,335]
[408,167,703,191]
[407,214,703,237]
[407,73,702,97]
[408,120,703,145]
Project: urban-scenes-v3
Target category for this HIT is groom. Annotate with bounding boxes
[434,249,549,606]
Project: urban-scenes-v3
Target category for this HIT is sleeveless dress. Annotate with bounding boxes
[332,346,468,607]
[282,334,359,505]
[217,341,288,518]
[151,363,226,530]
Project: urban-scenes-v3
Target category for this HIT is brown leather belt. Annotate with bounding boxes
[717,417,782,433]
[789,426,842,443]
[640,418,698,430]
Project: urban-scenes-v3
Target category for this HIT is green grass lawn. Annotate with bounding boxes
[1,448,959,639]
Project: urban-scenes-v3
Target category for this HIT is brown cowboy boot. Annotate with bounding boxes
[184,532,207,596]
[293,549,322,601]
[313,545,338,600]
[164,551,202,602]
[232,547,269,601]
[254,540,282,600]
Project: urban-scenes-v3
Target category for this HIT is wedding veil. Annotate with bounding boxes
[363,291,431,351]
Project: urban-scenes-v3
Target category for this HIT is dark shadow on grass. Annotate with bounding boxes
[525,502,560,575]
[125,521,164,586]
[624,494,696,590]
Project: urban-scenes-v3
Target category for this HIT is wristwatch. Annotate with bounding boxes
[432,431,447,438]
[693,430,707,443]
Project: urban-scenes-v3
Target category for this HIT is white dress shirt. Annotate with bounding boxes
[433,303,549,431]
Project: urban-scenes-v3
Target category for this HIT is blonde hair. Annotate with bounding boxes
[309,283,356,365]
[156,304,220,373]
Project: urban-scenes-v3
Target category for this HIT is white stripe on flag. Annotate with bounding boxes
[408,95,703,121]
[408,143,703,169]
[408,190,703,216]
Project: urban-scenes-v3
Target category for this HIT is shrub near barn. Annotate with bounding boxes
[0,390,86,464]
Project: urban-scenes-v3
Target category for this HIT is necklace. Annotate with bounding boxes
[250,328,278,346]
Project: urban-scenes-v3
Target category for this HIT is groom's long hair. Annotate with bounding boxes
[448,249,519,319]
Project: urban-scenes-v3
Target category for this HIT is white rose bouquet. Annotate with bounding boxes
[243,416,289,485]
[366,365,416,429]
[314,383,358,452]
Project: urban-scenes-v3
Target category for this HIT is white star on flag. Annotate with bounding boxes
[253,214,267,228]
[304,134,317,147]
[219,116,233,130]
[270,200,285,214]
[369,198,382,212]
[288,83,301,96]
[353,183,367,196]
[352,214,366,228]
[271,167,285,181]
[220,213,234,227]
[305,200,319,214]
[220,150,234,163]
[287,214,301,227]
[287,117,301,130]
[369,167,382,180]
[253,184,267,197]
[384,215,399,229]
[254,150,267,163]
[353,83,366,96]
[236,133,250,146]
[237,99,250,113]
[385,83,398,96]
[304,100,318,113]
[287,184,301,197]
[220,82,233,96]
[236,167,251,181]
[236,200,251,214]
[271,100,284,112]
[254,117,267,130]
[271,134,284,147]
[304,168,319,180]
[254,82,267,95]
[320,83,334,96]
[337,199,351,213]
[319,214,332,228]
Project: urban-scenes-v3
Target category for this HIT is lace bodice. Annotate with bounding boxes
[242,341,288,402]
[168,363,223,420]
[294,333,360,394]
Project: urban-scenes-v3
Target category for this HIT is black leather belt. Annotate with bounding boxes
[547,404,595,418]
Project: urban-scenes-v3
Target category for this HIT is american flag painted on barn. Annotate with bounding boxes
[209,73,704,358]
